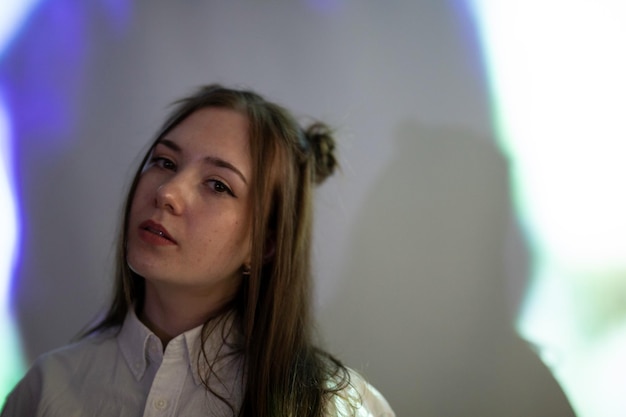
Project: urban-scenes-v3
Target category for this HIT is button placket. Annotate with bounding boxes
[141,336,188,417]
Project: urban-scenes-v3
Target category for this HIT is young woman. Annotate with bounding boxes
[2,85,394,416]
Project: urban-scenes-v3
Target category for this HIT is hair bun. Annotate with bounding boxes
[304,122,338,185]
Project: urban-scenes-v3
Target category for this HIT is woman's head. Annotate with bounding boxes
[107,84,337,331]
[126,107,254,314]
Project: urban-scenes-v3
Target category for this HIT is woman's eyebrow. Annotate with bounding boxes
[157,139,248,185]
[204,156,248,185]
[157,139,182,152]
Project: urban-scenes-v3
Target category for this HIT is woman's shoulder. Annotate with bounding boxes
[18,330,117,381]
[329,368,395,417]
[34,329,118,372]
[1,330,119,417]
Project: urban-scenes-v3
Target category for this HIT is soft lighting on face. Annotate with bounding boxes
[467,1,626,416]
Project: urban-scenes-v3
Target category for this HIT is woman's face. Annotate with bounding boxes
[126,107,253,300]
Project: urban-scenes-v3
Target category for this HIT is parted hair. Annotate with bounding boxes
[84,84,351,416]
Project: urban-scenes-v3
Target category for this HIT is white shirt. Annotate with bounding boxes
[2,311,395,417]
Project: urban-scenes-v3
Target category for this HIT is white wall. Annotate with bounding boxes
[8,1,575,415]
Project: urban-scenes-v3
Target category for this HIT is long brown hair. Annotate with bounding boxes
[85,85,351,416]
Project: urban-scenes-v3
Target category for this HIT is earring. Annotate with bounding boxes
[242,264,251,276]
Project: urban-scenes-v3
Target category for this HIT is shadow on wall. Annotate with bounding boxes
[319,121,575,416]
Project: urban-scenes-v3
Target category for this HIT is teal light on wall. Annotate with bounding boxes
[467,1,626,416]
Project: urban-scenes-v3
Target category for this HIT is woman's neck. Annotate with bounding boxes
[139,281,235,347]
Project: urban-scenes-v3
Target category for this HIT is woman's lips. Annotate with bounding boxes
[138,220,177,245]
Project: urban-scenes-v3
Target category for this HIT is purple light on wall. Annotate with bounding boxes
[1,0,133,400]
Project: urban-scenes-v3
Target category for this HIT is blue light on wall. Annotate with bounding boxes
[1,0,132,406]
[0,92,24,408]
[0,0,45,406]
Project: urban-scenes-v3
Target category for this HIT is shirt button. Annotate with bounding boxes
[154,399,168,410]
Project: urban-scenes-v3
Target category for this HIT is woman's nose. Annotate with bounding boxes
[154,176,186,214]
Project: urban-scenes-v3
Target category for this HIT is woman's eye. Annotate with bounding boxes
[208,179,234,196]
[152,157,176,170]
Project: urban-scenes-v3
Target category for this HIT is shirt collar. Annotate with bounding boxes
[117,308,242,386]
[118,308,159,382]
